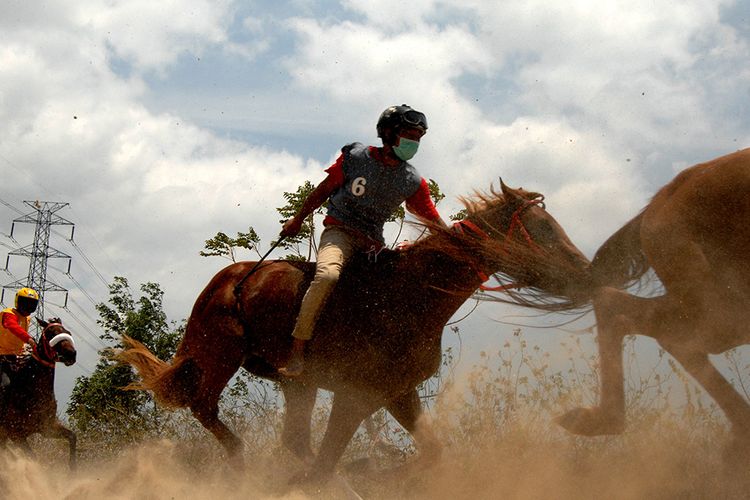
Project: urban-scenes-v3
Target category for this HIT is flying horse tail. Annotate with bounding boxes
[116,336,199,409]
[590,210,651,290]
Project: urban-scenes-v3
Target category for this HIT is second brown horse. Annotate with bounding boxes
[118,181,592,478]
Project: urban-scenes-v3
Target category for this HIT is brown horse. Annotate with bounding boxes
[557,148,750,452]
[0,318,78,469]
[118,181,592,478]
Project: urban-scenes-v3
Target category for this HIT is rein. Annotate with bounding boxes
[454,198,546,292]
[233,237,285,299]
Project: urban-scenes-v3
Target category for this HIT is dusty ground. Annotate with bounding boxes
[1,421,748,500]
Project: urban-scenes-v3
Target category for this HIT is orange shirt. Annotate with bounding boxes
[0,308,31,355]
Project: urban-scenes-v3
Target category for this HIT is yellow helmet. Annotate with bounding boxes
[15,287,39,315]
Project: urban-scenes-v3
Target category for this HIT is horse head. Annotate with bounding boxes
[36,318,77,366]
[455,179,592,309]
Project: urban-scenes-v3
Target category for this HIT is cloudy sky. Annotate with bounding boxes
[1,0,749,405]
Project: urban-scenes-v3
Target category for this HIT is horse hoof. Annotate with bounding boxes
[555,407,624,436]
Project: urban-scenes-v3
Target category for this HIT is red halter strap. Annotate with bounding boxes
[31,323,64,369]
[454,198,546,292]
[506,198,546,255]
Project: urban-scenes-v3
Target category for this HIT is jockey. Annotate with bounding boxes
[278,104,447,377]
[0,288,39,387]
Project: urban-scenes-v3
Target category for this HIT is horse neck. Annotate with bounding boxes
[401,234,485,326]
[11,356,56,400]
[32,346,57,385]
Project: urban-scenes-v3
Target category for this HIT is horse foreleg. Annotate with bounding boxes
[385,389,441,467]
[307,392,377,479]
[557,286,637,435]
[280,380,317,462]
[42,421,77,470]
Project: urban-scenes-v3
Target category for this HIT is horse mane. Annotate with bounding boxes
[411,186,592,313]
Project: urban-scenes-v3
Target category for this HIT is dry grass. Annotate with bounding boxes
[2,330,748,499]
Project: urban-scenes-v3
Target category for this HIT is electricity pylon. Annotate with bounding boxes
[2,201,73,333]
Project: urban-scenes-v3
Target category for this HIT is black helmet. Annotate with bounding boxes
[376,104,428,140]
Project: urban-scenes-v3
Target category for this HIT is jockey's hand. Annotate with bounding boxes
[27,338,37,353]
[281,217,303,238]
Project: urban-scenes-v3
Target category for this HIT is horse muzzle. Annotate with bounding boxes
[59,351,77,366]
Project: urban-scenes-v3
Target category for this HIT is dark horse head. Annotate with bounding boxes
[35,317,77,367]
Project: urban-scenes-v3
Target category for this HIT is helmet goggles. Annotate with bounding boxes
[400,109,428,131]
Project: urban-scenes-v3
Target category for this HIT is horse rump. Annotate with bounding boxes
[116,336,199,409]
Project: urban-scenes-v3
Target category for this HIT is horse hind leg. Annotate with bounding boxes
[189,334,247,464]
[192,401,243,459]
[191,370,244,463]
[666,345,750,458]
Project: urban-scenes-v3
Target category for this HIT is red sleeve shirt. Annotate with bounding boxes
[1,311,32,343]
[406,178,441,222]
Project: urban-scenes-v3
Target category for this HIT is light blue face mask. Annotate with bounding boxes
[393,137,420,161]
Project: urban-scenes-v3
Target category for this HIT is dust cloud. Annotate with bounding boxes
[1,417,747,500]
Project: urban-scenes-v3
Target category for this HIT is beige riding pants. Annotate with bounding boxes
[292,225,372,340]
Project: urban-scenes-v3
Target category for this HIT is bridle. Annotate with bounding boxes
[454,197,546,292]
[32,323,75,369]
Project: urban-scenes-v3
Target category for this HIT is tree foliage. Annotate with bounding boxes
[199,228,260,262]
[275,180,321,261]
[67,277,184,441]
[202,178,458,266]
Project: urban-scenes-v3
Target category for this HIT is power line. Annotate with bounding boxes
[0,241,19,252]
[44,300,106,353]
[66,237,110,288]
[63,271,101,307]
[0,197,25,215]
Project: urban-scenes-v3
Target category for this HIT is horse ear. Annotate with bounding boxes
[37,318,48,328]
[499,178,524,204]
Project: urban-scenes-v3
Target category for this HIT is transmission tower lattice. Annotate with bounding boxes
[2,201,74,333]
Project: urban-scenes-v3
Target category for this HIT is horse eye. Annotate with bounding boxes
[536,220,556,238]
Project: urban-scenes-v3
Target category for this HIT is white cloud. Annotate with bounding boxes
[285,18,493,99]
[341,0,441,30]
[75,0,234,72]
[2,0,749,406]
